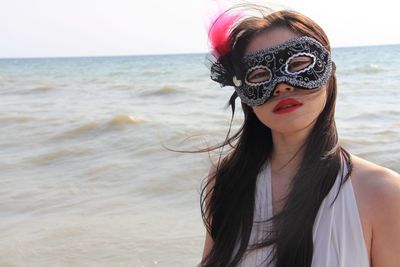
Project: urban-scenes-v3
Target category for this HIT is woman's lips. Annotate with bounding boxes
[273,98,303,114]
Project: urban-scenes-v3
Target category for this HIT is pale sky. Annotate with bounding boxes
[0,0,399,58]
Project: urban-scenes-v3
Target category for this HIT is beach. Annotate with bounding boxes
[0,44,399,266]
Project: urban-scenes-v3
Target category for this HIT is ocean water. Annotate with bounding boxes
[0,44,399,266]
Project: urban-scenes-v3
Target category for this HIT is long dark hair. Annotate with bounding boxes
[191,8,354,267]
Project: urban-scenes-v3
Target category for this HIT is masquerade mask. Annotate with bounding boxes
[232,36,333,106]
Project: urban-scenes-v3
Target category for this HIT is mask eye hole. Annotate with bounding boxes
[286,55,315,73]
[246,67,271,84]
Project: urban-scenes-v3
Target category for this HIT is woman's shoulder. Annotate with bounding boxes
[350,154,400,212]
[350,154,400,199]
[349,154,400,265]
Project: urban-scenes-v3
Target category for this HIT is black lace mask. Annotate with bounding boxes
[211,36,334,106]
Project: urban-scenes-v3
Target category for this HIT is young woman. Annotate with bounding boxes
[199,7,400,267]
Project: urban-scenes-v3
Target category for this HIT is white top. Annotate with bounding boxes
[236,162,370,267]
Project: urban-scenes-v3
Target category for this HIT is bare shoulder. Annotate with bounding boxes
[350,154,400,215]
[349,154,400,266]
[350,154,400,198]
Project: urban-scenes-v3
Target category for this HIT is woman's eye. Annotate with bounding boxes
[287,55,314,73]
[247,68,271,83]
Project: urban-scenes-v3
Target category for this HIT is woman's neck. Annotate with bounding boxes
[270,127,311,178]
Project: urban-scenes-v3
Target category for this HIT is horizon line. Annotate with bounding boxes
[0,42,399,60]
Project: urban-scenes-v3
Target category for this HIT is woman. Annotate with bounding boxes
[199,7,400,267]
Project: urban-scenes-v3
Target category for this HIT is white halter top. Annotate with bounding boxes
[236,162,370,266]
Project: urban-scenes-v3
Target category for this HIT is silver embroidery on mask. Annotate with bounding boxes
[234,36,333,106]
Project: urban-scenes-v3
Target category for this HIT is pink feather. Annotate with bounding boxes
[208,12,241,58]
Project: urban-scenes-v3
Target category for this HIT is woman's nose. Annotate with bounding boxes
[272,83,295,97]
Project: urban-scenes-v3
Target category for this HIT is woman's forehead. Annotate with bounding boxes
[244,26,301,56]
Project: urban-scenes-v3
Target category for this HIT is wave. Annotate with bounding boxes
[344,111,382,121]
[53,115,145,140]
[0,113,39,123]
[31,85,55,92]
[0,75,16,82]
[339,137,381,147]
[142,85,187,96]
[108,114,144,126]
[141,70,173,76]
[108,84,135,91]
[55,123,100,140]
[373,128,400,137]
[107,71,127,77]
[347,64,385,74]
[30,147,88,165]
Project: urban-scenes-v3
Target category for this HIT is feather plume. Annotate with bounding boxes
[208,11,241,59]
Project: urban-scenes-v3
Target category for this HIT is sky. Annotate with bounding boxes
[0,0,399,58]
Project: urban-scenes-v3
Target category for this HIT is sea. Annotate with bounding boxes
[0,44,399,266]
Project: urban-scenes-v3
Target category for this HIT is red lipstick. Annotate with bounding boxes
[273,98,303,114]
